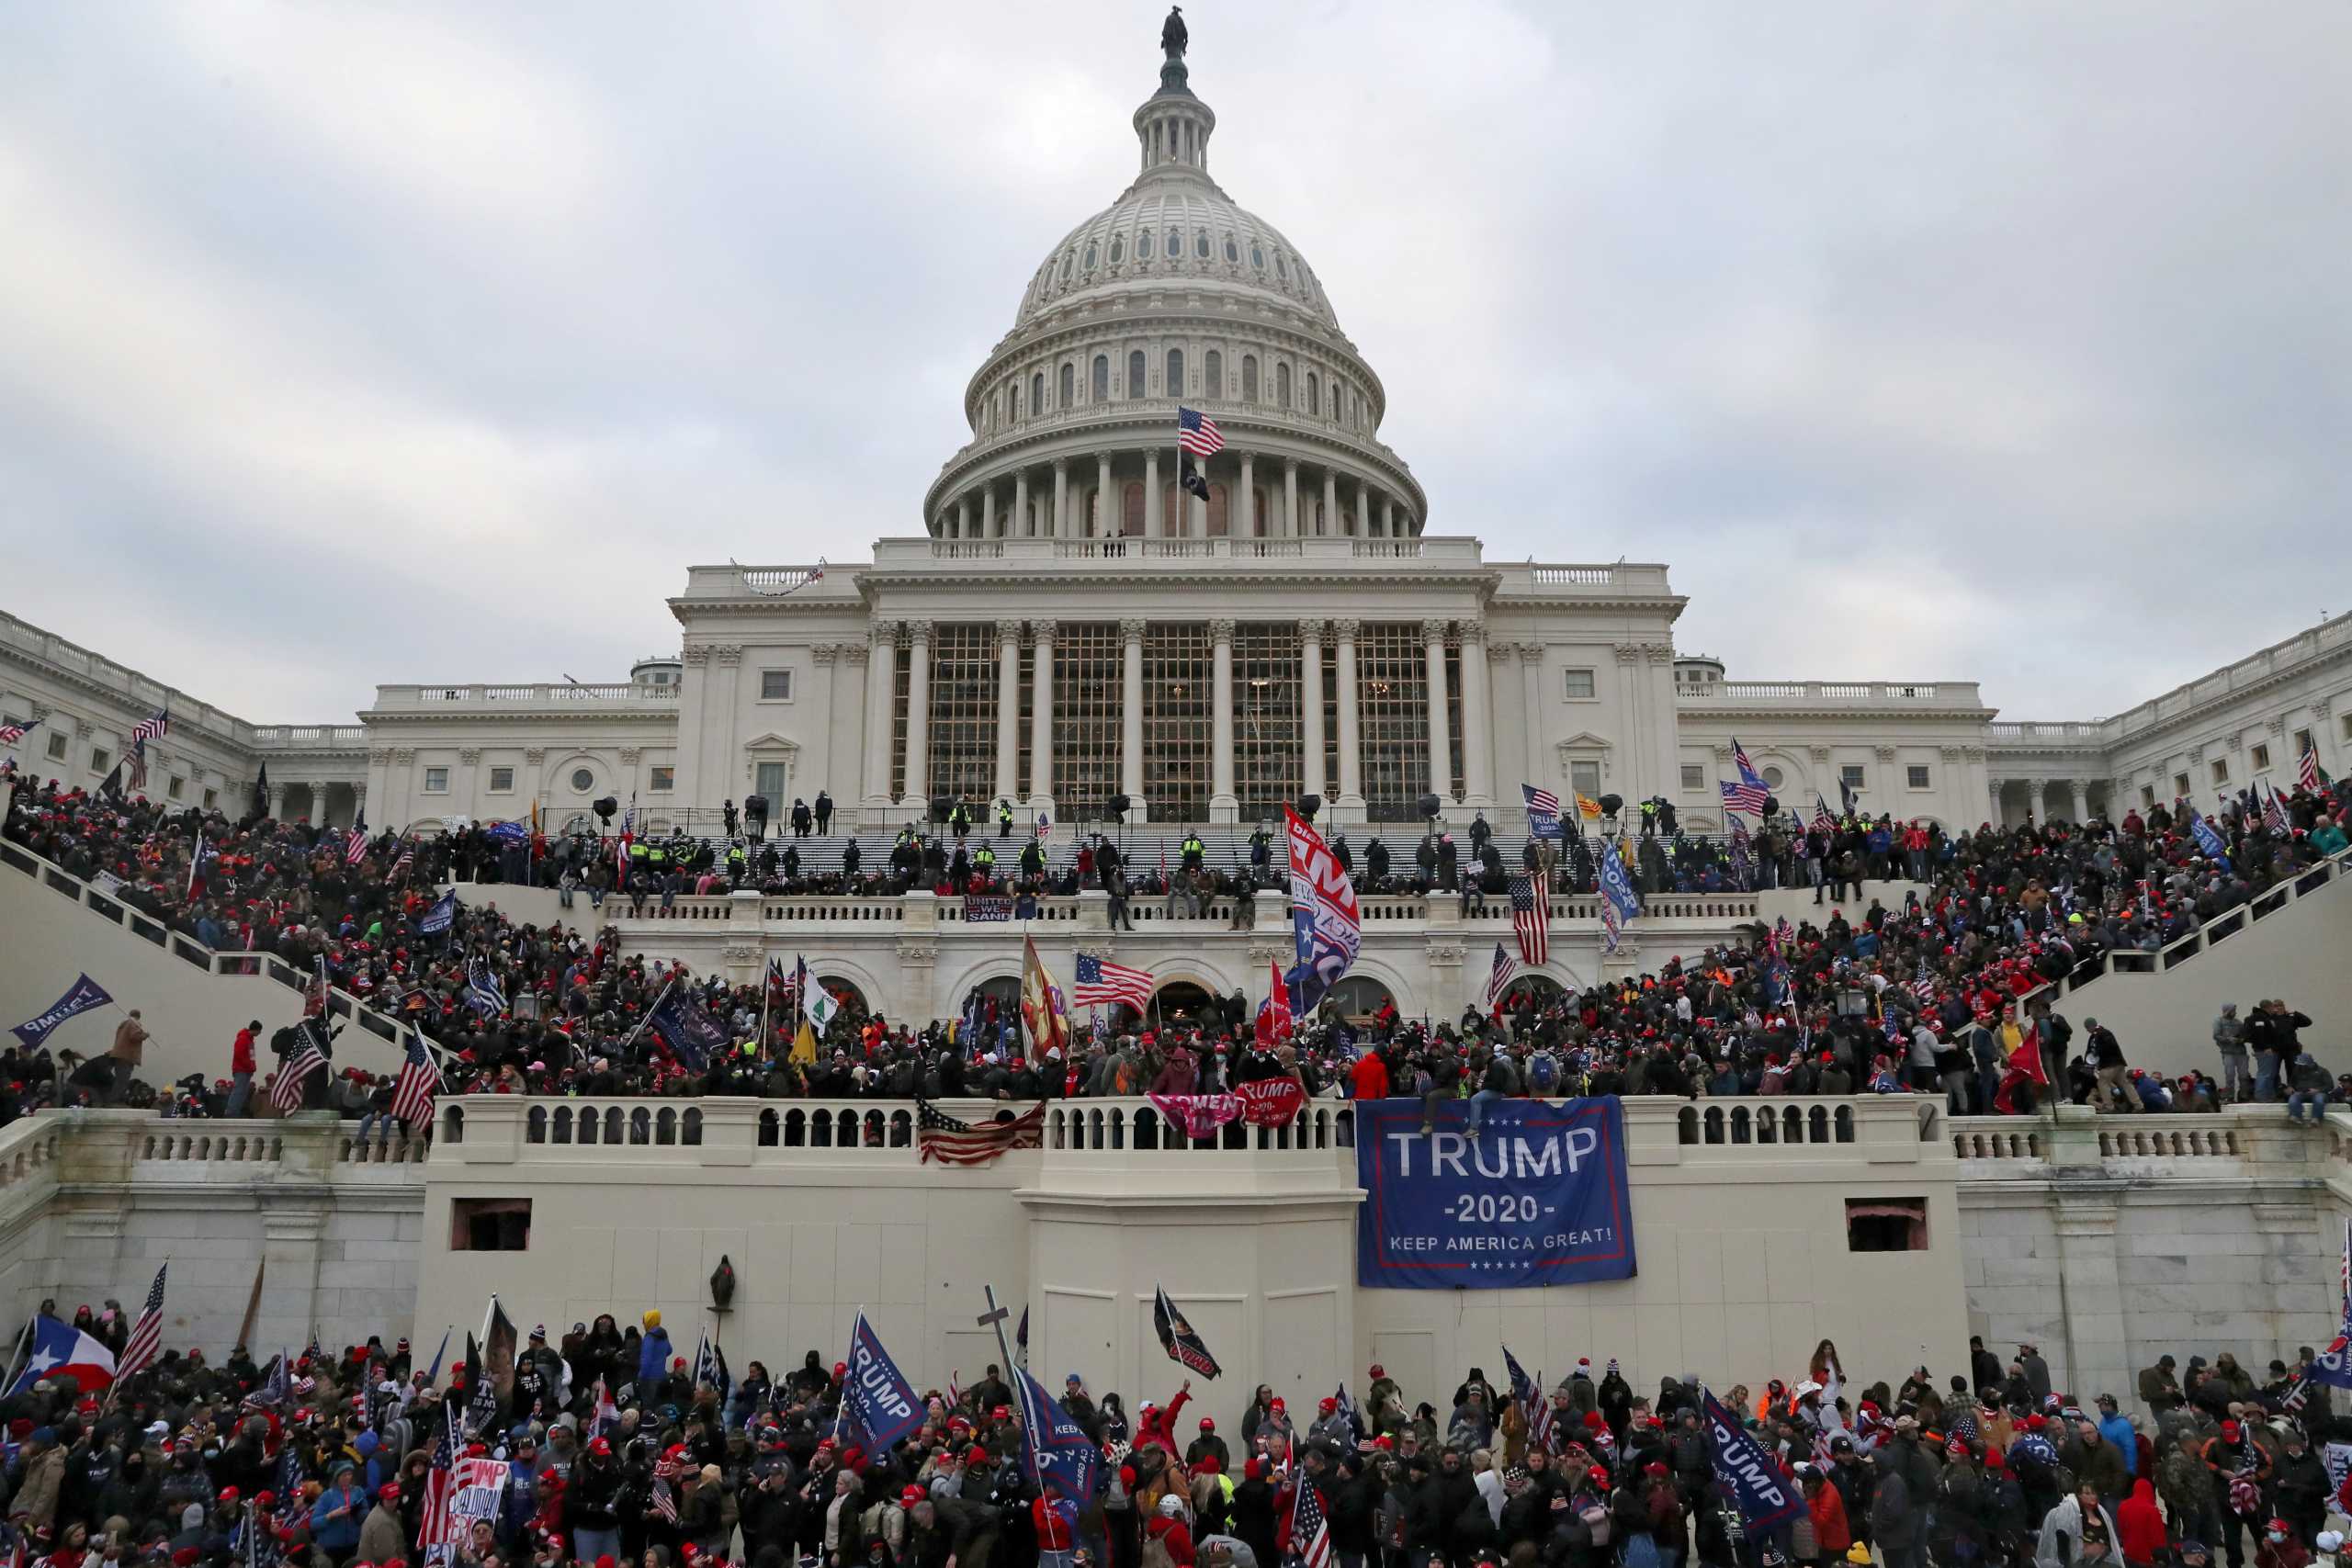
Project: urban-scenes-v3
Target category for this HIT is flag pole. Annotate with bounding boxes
[0,1315,32,1394]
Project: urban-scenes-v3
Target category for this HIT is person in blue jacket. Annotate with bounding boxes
[638,1309,672,1387]
[309,1461,366,1558]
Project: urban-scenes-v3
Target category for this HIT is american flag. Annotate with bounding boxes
[270,1023,327,1114]
[1484,942,1517,1010]
[130,706,170,746]
[391,1033,442,1127]
[650,1449,683,1524]
[116,1262,168,1383]
[1509,874,1549,967]
[1523,783,1561,818]
[390,840,414,879]
[345,827,369,867]
[416,1402,458,1565]
[1072,953,1153,1010]
[466,959,506,1016]
[2303,743,2324,793]
[0,723,23,748]
[1720,737,1770,816]
[1177,406,1225,457]
[916,1099,1047,1167]
[1812,795,1837,836]
[1287,1476,1332,1568]
[2264,785,2291,836]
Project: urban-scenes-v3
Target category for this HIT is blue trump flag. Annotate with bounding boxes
[842,1313,925,1453]
[12,974,114,1050]
[649,988,726,1072]
[1014,1365,1100,1513]
[1702,1388,1805,1531]
[2188,809,2232,870]
[418,889,459,937]
[1355,1097,1634,1289]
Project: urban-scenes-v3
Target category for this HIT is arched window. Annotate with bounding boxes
[1275,253,1289,280]
[1058,251,1073,281]
[1241,355,1258,401]
[1140,231,1154,259]
[1205,482,1229,536]
[1166,348,1184,398]
[1276,362,1291,407]
[1123,483,1147,536]
[1204,351,1222,399]
[1032,371,1044,413]
[1091,355,1109,401]
[1195,230,1210,258]
[1127,350,1147,400]
[1306,371,1320,416]
[1059,363,1073,407]
[1111,235,1125,264]
[1082,243,1097,270]
[1224,236,1238,263]
[1250,243,1264,269]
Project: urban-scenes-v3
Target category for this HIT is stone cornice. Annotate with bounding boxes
[361,710,683,728]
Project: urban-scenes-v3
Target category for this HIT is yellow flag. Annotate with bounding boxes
[1576,794,1603,819]
[790,1021,818,1066]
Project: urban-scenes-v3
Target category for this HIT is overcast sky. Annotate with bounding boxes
[3,2,2346,724]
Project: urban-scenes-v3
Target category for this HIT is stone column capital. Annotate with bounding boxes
[1119,617,1149,641]
[1331,618,1361,641]
[1208,617,1237,642]
[1299,618,1327,642]
[1420,618,1451,645]
[1460,621,1488,646]
[524,747,547,764]
[1031,618,1057,644]
[811,644,841,665]
[713,644,743,666]
[998,618,1026,646]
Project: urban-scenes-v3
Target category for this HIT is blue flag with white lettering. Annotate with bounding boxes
[842,1313,925,1454]
[418,889,459,937]
[2188,809,2232,870]
[649,989,726,1072]
[12,974,114,1050]
[1014,1365,1100,1511]
[1702,1388,1804,1531]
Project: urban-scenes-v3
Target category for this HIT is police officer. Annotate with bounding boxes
[998,798,1015,838]
[974,842,997,883]
[950,799,973,840]
[813,790,833,836]
[1182,830,1204,872]
[725,840,747,886]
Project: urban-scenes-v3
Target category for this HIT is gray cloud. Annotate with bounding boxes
[1,0,2343,722]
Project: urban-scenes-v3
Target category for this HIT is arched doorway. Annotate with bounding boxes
[1323,976,1395,1026]
[1494,973,1570,1015]
[959,976,1022,1050]
[1149,980,1218,1027]
[814,977,868,1019]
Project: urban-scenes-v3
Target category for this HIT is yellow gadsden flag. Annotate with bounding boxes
[789,1020,819,1066]
[1576,794,1603,819]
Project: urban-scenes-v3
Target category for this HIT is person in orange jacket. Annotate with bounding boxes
[1804,1464,1852,1562]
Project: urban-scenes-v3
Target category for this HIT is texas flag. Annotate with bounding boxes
[8,1315,118,1395]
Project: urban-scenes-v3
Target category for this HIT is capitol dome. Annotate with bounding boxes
[922,20,1426,545]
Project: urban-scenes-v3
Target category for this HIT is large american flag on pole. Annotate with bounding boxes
[1177,406,1225,457]
[1072,953,1153,1010]
[116,1262,168,1383]
[2304,743,2325,793]
[391,1033,442,1127]
[1484,942,1517,1011]
[1509,874,1549,967]
[916,1100,1047,1166]
[1720,736,1770,816]
[130,706,170,746]
[1287,1475,1332,1568]
[1522,782,1564,840]
[269,1022,327,1114]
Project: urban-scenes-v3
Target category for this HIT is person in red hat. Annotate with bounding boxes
[358,1482,406,1565]
[1186,1417,1229,1474]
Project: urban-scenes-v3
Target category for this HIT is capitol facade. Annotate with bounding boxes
[6,25,2352,1010]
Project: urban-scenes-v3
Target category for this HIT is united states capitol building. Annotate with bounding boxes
[2,15,2350,1427]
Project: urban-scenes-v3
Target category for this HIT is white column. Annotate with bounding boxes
[1238,453,1256,538]
[1283,460,1299,536]
[1014,471,1030,538]
[1334,618,1363,813]
[1423,619,1453,805]
[956,499,970,539]
[993,620,1022,802]
[351,784,368,829]
[1144,450,1161,537]
[1461,623,1493,807]
[902,624,932,804]
[862,624,898,808]
[982,485,997,539]
[1519,643,1545,793]
[1028,620,1057,810]
[1988,776,2007,826]
[1052,459,1069,540]
[2061,779,2082,824]
[1384,500,1398,537]
[1322,470,1339,538]
[309,780,333,827]
[1210,617,1238,820]
[1355,481,1371,538]
[1121,618,1147,818]
[1301,620,1327,802]
[1096,455,1113,538]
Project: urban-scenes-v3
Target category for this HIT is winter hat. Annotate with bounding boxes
[1574,1359,1592,1379]
[1605,1359,1620,1378]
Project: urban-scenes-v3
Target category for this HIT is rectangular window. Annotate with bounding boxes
[754,761,786,802]
[1143,623,1215,820]
[90,748,109,775]
[1679,763,1704,791]
[1053,624,1123,820]
[2173,773,2189,798]
[1906,764,1930,789]
[2141,784,2156,808]
[203,789,218,809]
[450,1197,531,1252]
[2342,716,2352,743]
[1357,624,1431,821]
[1235,623,1304,819]
[167,776,185,800]
[488,766,515,793]
[2211,759,2229,784]
[1846,1197,1928,1252]
[1840,764,1865,789]
[1562,668,1597,701]
[424,766,450,794]
[1569,761,1601,800]
[924,624,1001,804]
[2297,728,2315,758]
[650,765,675,793]
[2252,743,2271,771]
[760,670,793,701]
[46,732,66,761]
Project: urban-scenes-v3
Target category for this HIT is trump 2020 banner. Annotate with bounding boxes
[1355,1096,1635,1289]
[12,974,113,1050]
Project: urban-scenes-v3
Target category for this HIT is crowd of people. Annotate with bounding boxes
[4,766,2347,1128]
[2,1311,2348,1568]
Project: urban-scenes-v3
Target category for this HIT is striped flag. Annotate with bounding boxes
[1720,736,1770,816]
[115,1262,168,1383]
[1484,942,1517,1011]
[1177,406,1225,457]
[1072,953,1153,1011]
[650,1449,683,1523]
[1287,1475,1332,1568]
[1812,795,1837,836]
[390,1033,442,1127]
[2264,785,2291,836]
[1509,874,1549,967]
[1522,782,1563,840]
[415,1402,458,1564]
[345,826,369,867]
[2303,743,2325,792]
[916,1099,1047,1166]
[466,959,506,1017]
[269,1022,328,1114]
[390,840,414,879]
[130,706,170,747]
[0,723,24,748]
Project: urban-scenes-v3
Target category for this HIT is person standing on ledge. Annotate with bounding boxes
[227,1019,259,1117]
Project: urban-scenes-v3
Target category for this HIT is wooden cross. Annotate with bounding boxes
[977,1286,1011,1331]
